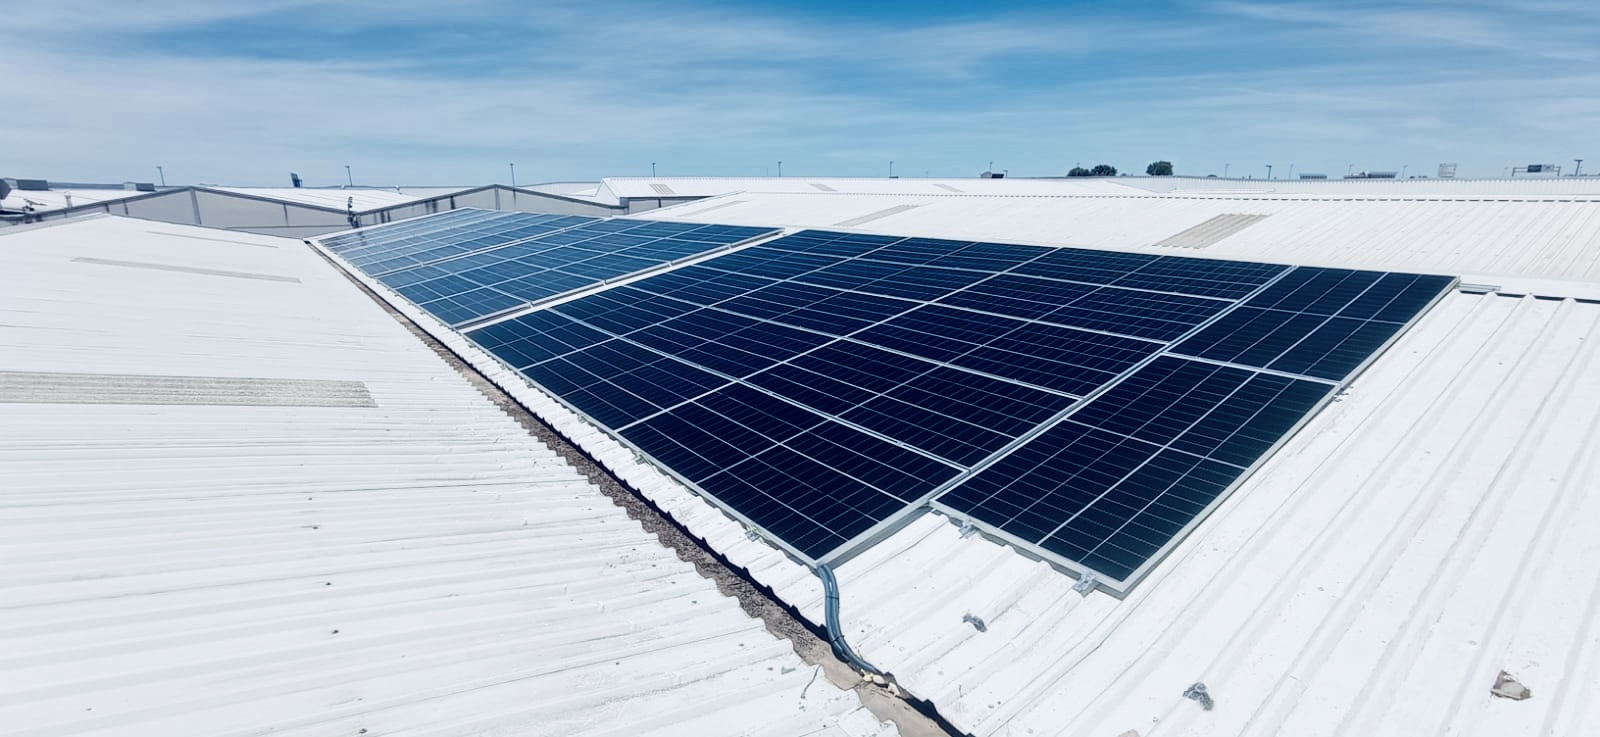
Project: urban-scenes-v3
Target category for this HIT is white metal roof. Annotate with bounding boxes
[1,187,147,213]
[308,194,1600,737]
[385,267,1600,737]
[783,290,1600,737]
[1118,175,1600,196]
[590,176,1136,205]
[0,215,896,737]
[211,186,463,211]
[641,192,1600,298]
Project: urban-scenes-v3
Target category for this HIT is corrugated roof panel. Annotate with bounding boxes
[642,193,1600,294]
[0,216,896,737]
[784,292,1600,737]
[316,201,1600,737]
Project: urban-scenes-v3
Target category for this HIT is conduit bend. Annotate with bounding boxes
[816,563,885,677]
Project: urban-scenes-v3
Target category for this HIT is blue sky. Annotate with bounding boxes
[6,1,1598,185]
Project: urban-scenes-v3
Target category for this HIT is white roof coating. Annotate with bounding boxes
[309,195,1600,737]
[1,187,147,213]
[380,270,1600,737]
[211,186,462,211]
[784,291,1600,737]
[641,192,1600,298]
[1117,175,1600,196]
[584,176,1136,204]
[0,215,896,737]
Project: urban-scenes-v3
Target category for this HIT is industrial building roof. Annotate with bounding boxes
[333,216,1600,736]
[0,186,147,213]
[642,191,1600,298]
[211,186,468,210]
[0,215,897,737]
[297,184,1600,737]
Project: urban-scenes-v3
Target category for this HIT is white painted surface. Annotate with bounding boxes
[2,187,145,213]
[307,201,1600,737]
[582,176,1137,205]
[788,292,1600,737]
[213,186,462,210]
[640,192,1600,296]
[0,216,894,737]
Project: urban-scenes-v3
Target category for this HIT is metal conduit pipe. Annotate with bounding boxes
[816,563,885,676]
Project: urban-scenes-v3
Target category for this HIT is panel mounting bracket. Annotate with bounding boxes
[1073,573,1100,596]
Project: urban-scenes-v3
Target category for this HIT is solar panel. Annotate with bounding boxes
[318,210,778,327]
[319,221,1454,588]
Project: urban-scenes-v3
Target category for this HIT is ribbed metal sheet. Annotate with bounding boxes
[0,216,895,737]
[781,292,1600,737]
[319,194,1600,737]
[379,242,1600,737]
[643,192,1600,294]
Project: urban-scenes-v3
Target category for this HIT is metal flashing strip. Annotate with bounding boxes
[71,257,300,283]
[143,230,281,248]
[0,371,376,407]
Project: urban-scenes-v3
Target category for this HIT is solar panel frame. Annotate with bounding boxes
[316,219,1457,583]
[928,266,1455,592]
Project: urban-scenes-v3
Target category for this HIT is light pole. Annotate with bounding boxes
[345,165,353,187]
[1224,163,1230,178]
[1287,163,1295,180]
[1401,164,1408,179]
[777,161,783,177]
[1265,164,1273,180]
[889,160,894,178]
[1575,159,1583,177]
[509,162,516,188]
[651,162,656,177]
[156,166,165,187]
[1347,163,1354,176]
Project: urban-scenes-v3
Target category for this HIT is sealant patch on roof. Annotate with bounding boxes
[832,204,921,227]
[142,230,280,248]
[1152,213,1271,248]
[72,256,301,282]
[0,371,377,407]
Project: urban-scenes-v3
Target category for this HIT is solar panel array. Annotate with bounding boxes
[450,228,1453,588]
[321,209,778,326]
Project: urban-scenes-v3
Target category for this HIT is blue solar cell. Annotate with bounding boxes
[328,219,1451,580]
[937,273,1097,320]
[1266,317,1406,380]
[949,322,1160,396]
[1111,256,1287,299]
[471,310,611,368]
[1009,247,1157,285]
[551,287,699,334]
[1340,273,1457,322]
[936,356,1334,583]
[1171,307,1328,368]
[1243,268,1382,315]
[420,287,528,326]
[1043,287,1230,341]
[333,212,778,326]
[851,305,1028,363]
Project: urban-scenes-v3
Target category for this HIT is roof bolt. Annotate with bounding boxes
[1183,682,1214,710]
[1491,671,1532,700]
